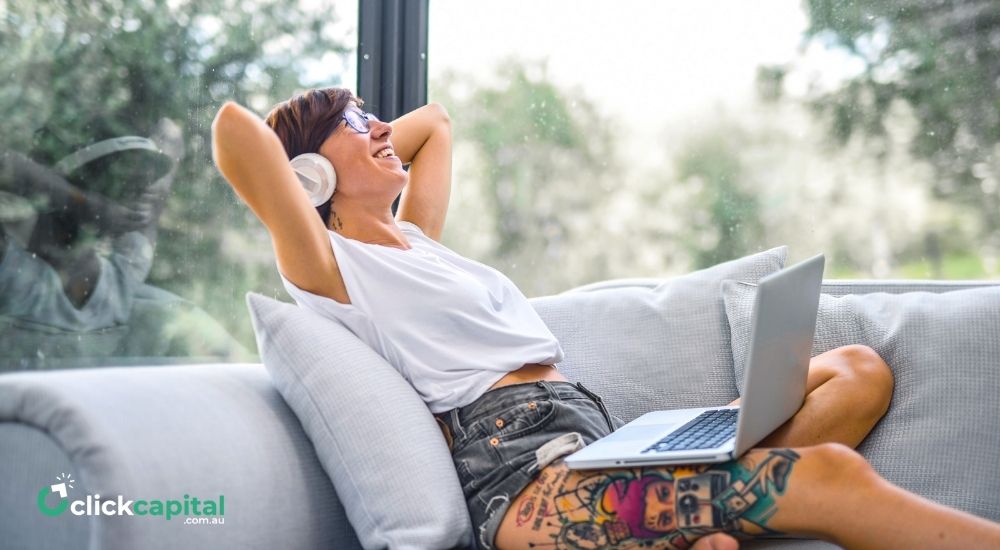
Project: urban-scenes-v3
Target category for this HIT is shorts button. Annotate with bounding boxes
[490,437,500,446]
[495,418,504,428]
[527,401,537,410]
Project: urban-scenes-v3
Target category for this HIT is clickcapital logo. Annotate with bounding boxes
[37,473,74,517]
[36,473,226,523]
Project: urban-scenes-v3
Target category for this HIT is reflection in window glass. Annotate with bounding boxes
[0,0,357,370]
[429,0,999,299]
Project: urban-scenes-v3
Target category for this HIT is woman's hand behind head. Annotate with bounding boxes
[210,99,352,307]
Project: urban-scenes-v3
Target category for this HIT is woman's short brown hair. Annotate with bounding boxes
[265,87,364,224]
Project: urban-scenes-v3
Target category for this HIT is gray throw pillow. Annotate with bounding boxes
[245,292,472,550]
[722,282,1000,521]
[529,246,787,423]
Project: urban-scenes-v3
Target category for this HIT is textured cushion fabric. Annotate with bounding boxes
[722,282,1000,521]
[529,246,787,423]
[0,423,89,550]
[245,292,472,550]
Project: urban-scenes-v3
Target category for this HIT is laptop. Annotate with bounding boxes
[565,253,825,469]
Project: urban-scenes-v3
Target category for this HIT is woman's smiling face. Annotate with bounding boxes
[318,102,408,199]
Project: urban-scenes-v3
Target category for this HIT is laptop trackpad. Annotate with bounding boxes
[605,424,673,443]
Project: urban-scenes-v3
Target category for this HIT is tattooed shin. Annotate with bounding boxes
[527,449,800,549]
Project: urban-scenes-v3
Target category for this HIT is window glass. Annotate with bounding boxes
[429,0,999,299]
[0,0,357,370]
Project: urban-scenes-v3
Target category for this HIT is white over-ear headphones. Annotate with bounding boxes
[290,153,336,207]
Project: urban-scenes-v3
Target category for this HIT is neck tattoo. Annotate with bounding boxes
[329,201,344,231]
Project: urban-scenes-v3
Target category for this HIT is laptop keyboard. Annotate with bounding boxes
[642,409,738,453]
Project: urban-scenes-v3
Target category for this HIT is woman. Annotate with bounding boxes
[211,87,1000,550]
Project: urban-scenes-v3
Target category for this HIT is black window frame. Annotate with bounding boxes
[357,0,429,215]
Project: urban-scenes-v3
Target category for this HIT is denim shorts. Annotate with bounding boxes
[435,380,626,550]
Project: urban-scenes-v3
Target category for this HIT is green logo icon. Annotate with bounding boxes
[37,473,74,516]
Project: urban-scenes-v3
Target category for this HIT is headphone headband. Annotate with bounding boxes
[54,136,165,175]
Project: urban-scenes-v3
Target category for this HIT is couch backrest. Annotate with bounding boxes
[565,277,1000,297]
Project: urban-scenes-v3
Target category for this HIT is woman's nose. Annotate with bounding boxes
[371,119,392,139]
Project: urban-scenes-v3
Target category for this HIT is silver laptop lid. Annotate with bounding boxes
[733,254,824,456]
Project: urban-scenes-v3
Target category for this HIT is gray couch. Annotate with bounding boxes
[1,277,997,550]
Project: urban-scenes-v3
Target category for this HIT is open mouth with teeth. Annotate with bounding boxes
[374,147,397,160]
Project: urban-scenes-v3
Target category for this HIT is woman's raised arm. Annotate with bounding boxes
[211,101,350,304]
[389,102,452,242]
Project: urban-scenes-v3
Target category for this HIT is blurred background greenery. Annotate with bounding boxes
[1,0,997,365]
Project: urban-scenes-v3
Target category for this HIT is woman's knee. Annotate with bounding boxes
[834,344,894,416]
[802,442,877,484]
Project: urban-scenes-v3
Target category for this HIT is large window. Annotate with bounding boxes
[429,0,1000,298]
[3,1,997,371]
[0,0,357,370]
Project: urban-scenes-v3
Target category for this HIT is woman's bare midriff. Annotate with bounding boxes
[488,362,567,391]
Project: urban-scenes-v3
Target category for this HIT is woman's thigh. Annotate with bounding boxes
[446,381,625,549]
[495,447,809,550]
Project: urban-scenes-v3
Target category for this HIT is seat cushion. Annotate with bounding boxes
[529,246,787,423]
[722,282,1000,521]
[245,292,472,550]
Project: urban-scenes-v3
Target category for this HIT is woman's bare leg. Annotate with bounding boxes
[495,443,1000,549]
[730,344,894,448]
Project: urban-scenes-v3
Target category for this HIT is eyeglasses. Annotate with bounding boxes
[341,107,379,134]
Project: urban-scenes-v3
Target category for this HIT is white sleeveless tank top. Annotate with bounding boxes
[277,220,564,413]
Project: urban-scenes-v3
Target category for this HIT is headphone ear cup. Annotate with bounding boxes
[289,153,337,207]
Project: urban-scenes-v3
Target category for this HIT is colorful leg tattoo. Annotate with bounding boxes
[520,449,801,549]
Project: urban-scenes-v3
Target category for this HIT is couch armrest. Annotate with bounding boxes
[0,363,361,550]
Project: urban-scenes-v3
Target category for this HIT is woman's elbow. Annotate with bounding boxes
[211,101,244,143]
[428,102,451,125]
[211,101,271,166]
[210,102,247,178]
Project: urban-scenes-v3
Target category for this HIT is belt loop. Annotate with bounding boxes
[535,380,557,399]
[574,381,601,402]
[448,407,466,439]
[576,382,616,432]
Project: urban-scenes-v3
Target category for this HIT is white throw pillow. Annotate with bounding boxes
[529,246,788,423]
[245,292,472,550]
[722,282,1000,521]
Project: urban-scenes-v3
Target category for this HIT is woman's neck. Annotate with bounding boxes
[325,193,412,248]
